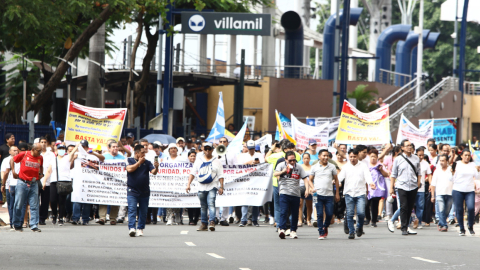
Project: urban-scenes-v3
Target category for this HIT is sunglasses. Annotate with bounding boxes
[287,159,296,162]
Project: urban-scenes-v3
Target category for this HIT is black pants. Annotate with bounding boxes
[368,197,382,224]
[147,208,158,222]
[423,183,433,223]
[50,182,68,219]
[235,206,242,220]
[187,208,200,223]
[39,186,50,221]
[398,188,418,231]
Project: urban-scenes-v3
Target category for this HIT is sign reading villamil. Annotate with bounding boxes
[181,12,271,36]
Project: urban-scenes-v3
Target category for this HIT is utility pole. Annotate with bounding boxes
[339,0,351,115]
[415,0,424,99]
[234,50,245,129]
[453,0,458,78]
[157,15,163,116]
[332,0,341,116]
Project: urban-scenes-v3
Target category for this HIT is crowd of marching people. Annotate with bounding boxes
[1,131,480,240]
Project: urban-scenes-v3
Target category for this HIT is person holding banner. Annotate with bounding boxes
[165,143,187,225]
[389,140,422,236]
[338,149,376,240]
[306,149,339,240]
[185,150,201,226]
[126,145,159,237]
[186,142,224,232]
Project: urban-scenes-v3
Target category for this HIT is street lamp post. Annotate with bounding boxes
[21,55,28,122]
[55,57,77,101]
[87,59,108,108]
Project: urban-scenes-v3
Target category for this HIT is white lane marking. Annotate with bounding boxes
[239,268,251,270]
[412,257,440,263]
[185,242,196,246]
[180,231,189,234]
[207,253,225,259]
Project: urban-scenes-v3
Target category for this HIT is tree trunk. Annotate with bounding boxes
[126,12,144,127]
[133,23,159,120]
[86,23,106,108]
[27,6,115,114]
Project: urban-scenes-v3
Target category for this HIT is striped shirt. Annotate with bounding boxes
[275,162,308,197]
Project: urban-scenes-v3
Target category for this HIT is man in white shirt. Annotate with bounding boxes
[215,137,236,226]
[39,137,56,225]
[237,140,265,227]
[1,146,20,229]
[338,149,376,240]
[430,155,454,232]
[306,149,340,240]
[413,147,431,229]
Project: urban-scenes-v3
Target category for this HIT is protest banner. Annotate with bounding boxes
[469,140,480,166]
[396,115,433,148]
[291,114,329,150]
[64,100,127,148]
[275,111,294,141]
[419,118,457,146]
[306,116,340,145]
[255,134,272,153]
[71,160,273,208]
[335,101,390,145]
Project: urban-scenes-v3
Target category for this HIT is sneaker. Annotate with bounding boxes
[229,217,234,224]
[95,219,100,223]
[269,217,275,225]
[324,227,329,238]
[208,221,215,231]
[31,228,41,232]
[14,227,23,232]
[356,227,363,237]
[82,221,88,226]
[234,218,240,224]
[449,219,455,225]
[239,221,246,227]
[197,223,208,231]
[176,215,183,225]
[264,217,270,223]
[117,218,124,224]
[468,227,475,235]
[129,228,136,237]
[219,220,229,226]
[278,229,286,239]
[364,219,370,226]
[285,229,291,236]
[106,214,110,221]
[137,229,144,236]
[387,220,395,233]
[417,225,423,229]
[371,222,377,227]
[348,233,355,239]
[166,219,173,226]
[58,220,64,226]
[52,218,57,225]
[253,221,259,227]
[39,220,46,226]
[402,230,408,236]
[290,231,298,239]
[313,221,318,227]
[110,220,117,225]
[98,219,105,225]
[71,220,78,225]
[344,219,349,234]
[459,230,466,236]
[407,228,417,235]
[318,234,326,240]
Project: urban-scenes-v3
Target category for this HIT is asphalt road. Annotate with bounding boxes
[1,215,480,270]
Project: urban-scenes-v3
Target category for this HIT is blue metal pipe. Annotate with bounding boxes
[281,11,303,78]
[375,24,411,83]
[321,8,363,80]
[410,32,441,80]
[459,0,468,93]
[394,30,430,86]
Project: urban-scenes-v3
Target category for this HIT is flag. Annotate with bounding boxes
[206,92,225,143]
[227,117,249,154]
[224,130,235,142]
[275,110,296,145]
[469,140,480,165]
[275,112,293,140]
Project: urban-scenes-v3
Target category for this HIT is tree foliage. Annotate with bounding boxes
[347,84,378,113]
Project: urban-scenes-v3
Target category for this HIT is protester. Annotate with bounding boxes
[412,147,431,229]
[187,142,224,232]
[186,151,201,225]
[367,149,389,228]
[39,137,55,225]
[299,153,313,227]
[0,133,15,204]
[1,145,19,229]
[306,149,339,240]
[126,145,159,237]
[11,143,43,232]
[47,144,72,226]
[430,155,453,232]
[215,137,236,226]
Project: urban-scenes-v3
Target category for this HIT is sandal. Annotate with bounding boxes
[307,221,313,227]
[297,222,303,227]
[23,223,27,228]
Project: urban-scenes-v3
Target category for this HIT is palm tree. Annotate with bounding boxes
[347,84,378,112]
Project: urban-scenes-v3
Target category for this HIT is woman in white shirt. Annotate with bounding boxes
[412,147,431,229]
[452,150,478,236]
[299,153,313,227]
[165,144,186,225]
[186,151,200,225]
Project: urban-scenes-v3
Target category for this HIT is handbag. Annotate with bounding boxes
[56,156,73,195]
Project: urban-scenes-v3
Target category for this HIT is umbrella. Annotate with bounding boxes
[142,134,176,145]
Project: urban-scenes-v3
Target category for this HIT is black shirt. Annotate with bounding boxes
[126,158,154,197]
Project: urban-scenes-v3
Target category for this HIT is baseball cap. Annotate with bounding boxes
[255,145,260,151]
[204,142,213,149]
[80,140,89,147]
[200,134,206,139]
[195,139,202,144]
[247,140,255,150]
[176,137,185,143]
[186,138,193,143]
[309,139,317,146]
[126,132,134,138]
[34,138,40,143]
[57,144,66,149]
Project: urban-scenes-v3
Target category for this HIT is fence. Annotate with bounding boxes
[378,69,412,86]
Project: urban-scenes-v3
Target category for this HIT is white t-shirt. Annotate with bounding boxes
[164,155,188,163]
[41,151,56,186]
[190,157,224,192]
[235,152,265,164]
[452,161,478,192]
[431,166,453,196]
[418,160,432,192]
[1,156,20,188]
[53,156,73,182]
[309,162,337,195]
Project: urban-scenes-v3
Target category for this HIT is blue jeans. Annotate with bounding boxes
[452,190,475,231]
[278,194,300,232]
[241,206,259,222]
[127,195,149,230]
[13,180,39,229]
[198,188,217,224]
[72,203,92,223]
[157,208,166,216]
[6,187,15,227]
[415,192,425,223]
[345,194,365,234]
[273,186,280,228]
[436,195,453,228]
[315,195,334,235]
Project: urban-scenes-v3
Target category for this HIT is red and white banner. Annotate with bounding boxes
[396,114,433,148]
[291,114,329,150]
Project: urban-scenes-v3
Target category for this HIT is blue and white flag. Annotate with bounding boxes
[227,117,249,155]
[275,112,293,140]
[206,92,225,143]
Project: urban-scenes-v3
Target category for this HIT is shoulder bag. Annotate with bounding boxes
[56,156,73,195]
[400,154,418,176]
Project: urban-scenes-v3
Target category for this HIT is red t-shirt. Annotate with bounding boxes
[14,151,43,181]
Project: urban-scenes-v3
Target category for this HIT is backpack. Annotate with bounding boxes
[197,157,217,184]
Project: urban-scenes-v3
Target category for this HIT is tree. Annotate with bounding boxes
[347,84,378,112]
